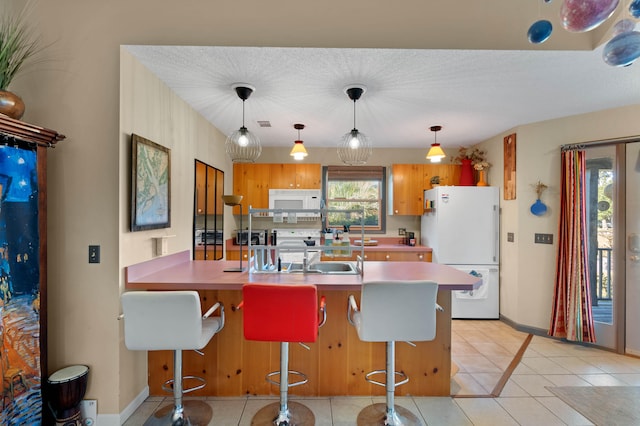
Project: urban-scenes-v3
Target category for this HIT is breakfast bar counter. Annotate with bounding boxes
[125,250,480,397]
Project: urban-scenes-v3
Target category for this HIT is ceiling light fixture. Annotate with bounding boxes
[426,125,446,163]
[337,84,372,166]
[225,83,262,163]
[290,123,308,161]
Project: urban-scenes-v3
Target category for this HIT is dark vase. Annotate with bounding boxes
[0,90,26,120]
[459,158,474,186]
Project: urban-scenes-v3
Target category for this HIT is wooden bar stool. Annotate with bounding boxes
[348,280,441,426]
[241,283,326,426]
[120,291,224,426]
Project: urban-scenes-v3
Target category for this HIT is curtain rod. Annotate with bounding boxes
[561,134,640,151]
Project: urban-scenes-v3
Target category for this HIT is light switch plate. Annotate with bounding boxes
[534,233,553,244]
[89,245,100,263]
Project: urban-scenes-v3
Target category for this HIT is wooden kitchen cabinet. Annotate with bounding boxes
[270,163,321,189]
[364,250,431,262]
[232,163,321,213]
[195,246,224,260]
[423,164,461,189]
[232,163,272,213]
[226,250,249,261]
[323,247,432,262]
[392,164,424,215]
[392,164,461,215]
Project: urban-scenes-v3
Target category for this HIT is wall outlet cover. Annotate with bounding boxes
[398,228,406,236]
[80,399,97,426]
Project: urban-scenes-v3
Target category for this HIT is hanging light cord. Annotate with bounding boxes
[241,99,246,128]
[353,99,357,130]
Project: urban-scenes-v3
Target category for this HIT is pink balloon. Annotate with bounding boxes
[561,0,619,32]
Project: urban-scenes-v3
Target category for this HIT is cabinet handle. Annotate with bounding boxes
[418,254,424,260]
[394,209,398,214]
[385,254,390,260]
[364,255,368,260]
[243,254,248,259]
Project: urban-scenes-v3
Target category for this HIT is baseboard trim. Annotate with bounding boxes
[96,386,149,426]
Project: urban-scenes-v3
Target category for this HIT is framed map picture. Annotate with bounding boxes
[131,134,171,231]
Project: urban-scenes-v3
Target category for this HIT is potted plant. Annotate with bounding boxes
[0,2,41,119]
[430,175,440,188]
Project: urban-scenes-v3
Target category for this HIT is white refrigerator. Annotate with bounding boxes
[421,186,500,319]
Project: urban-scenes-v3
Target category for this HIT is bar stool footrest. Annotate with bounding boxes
[365,369,409,388]
[266,370,308,388]
[161,375,206,394]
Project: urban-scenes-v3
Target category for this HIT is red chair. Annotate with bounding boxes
[241,283,326,426]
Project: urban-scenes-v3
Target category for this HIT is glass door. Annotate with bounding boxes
[586,146,617,350]
[625,142,640,355]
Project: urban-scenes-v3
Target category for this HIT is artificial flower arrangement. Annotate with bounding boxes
[453,147,491,170]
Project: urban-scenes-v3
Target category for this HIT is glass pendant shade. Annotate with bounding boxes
[225,127,261,162]
[338,85,372,165]
[225,84,261,163]
[338,128,372,165]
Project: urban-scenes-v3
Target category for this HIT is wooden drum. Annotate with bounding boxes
[47,365,89,426]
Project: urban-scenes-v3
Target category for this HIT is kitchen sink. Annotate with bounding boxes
[285,261,359,274]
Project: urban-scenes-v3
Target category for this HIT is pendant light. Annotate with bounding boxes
[426,125,446,163]
[337,85,372,166]
[225,83,262,163]
[290,123,308,160]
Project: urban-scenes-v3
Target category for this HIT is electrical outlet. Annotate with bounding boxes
[398,228,406,236]
[534,233,553,244]
[507,232,514,242]
[89,245,100,263]
[80,399,97,425]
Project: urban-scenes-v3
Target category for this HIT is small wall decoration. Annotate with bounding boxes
[131,134,171,231]
[504,133,517,200]
[530,180,548,216]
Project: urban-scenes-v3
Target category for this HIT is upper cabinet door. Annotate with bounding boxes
[294,164,322,189]
[392,164,424,215]
[233,163,271,213]
[270,163,321,189]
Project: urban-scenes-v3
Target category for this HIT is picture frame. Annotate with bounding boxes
[131,134,171,231]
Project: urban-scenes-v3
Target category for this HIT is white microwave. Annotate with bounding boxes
[268,189,322,217]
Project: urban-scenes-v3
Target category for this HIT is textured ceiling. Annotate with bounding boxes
[125,41,640,151]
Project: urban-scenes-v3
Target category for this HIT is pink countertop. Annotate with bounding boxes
[126,250,479,292]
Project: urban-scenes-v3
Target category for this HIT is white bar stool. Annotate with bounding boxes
[120,290,224,426]
[348,280,442,426]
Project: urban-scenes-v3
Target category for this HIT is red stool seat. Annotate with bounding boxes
[243,283,319,342]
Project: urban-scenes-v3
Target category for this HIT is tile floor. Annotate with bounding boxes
[123,320,640,425]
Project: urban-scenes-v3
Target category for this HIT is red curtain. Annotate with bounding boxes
[549,149,596,342]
